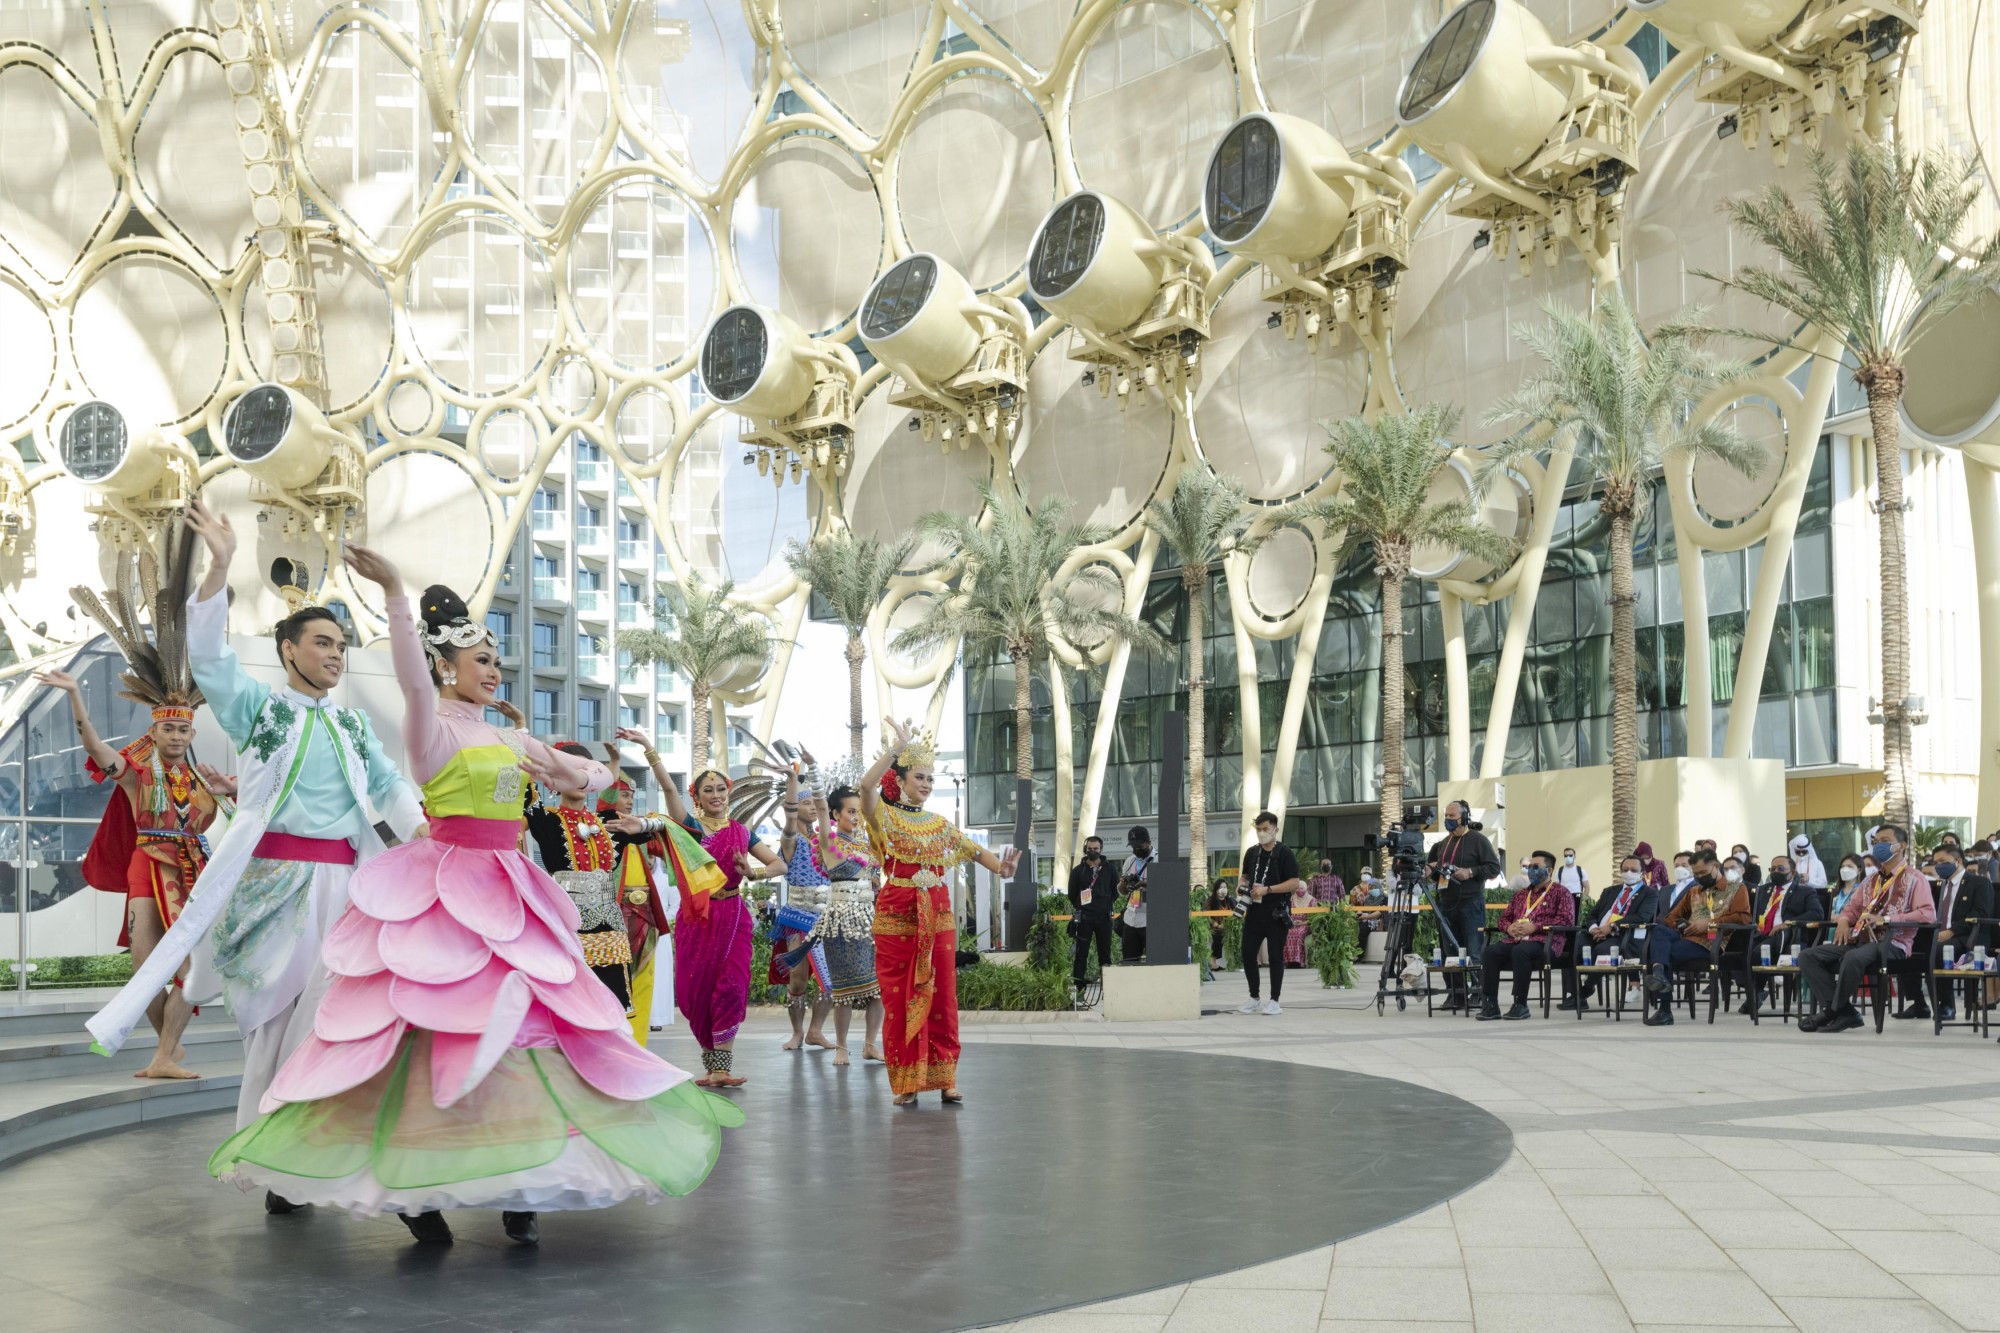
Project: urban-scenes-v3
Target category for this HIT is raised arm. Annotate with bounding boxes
[519,731,613,794]
[35,670,125,777]
[184,497,269,744]
[859,718,913,822]
[616,726,686,824]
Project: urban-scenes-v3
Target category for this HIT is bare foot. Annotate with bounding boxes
[863,1045,884,1063]
[782,1034,803,1051]
[711,1073,747,1088]
[172,1044,187,1062]
[832,1046,851,1067]
[807,1032,837,1051]
[941,1088,964,1105]
[893,1092,917,1106]
[135,1061,201,1080]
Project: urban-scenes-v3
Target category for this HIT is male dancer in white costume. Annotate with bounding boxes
[88,498,426,1212]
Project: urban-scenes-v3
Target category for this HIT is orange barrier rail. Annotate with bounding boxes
[1049,904,1431,923]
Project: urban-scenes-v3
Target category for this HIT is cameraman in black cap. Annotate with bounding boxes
[1426,800,1501,1012]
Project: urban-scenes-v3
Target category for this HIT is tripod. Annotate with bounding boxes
[1374,866,1470,1014]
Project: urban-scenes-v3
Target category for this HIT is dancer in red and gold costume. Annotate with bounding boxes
[860,719,1019,1106]
[38,522,234,1080]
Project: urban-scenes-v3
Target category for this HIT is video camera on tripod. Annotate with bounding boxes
[1364,807,1439,1013]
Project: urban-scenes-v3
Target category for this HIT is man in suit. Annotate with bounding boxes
[1896,843,1992,1022]
[1562,854,1658,1012]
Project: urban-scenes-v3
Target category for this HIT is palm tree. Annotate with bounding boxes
[893,480,1167,933]
[617,576,769,776]
[1695,143,2000,831]
[1140,467,1256,880]
[1291,405,1514,853]
[783,529,917,766]
[1486,292,1761,860]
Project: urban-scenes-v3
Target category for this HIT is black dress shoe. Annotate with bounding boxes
[1441,995,1465,1013]
[1475,1002,1503,1021]
[1643,1006,1674,1026]
[264,1191,303,1215]
[1503,1002,1532,1021]
[1798,1011,1826,1032]
[398,1211,454,1244]
[503,1211,539,1245]
[1646,964,1670,996]
[1557,995,1579,1011]
[1939,1004,1957,1022]
[1892,1004,1932,1020]
[1819,1009,1866,1034]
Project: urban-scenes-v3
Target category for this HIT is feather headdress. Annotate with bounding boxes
[69,517,203,721]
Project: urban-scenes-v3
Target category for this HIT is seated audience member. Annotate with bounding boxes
[1633,841,1669,892]
[1798,824,1937,1034]
[1565,855,1657,1012]
[1206,879,1235,972]
[1349,870,1387,953]
[1894,843,1991,1022]
[1477,850,1575,1021]
[1645,849,1751,1027]
[1664,851,1697,915]
[1741,854,1827,1014]
[1789,833,1831,893]
[1282,882,1317,969]
[1731,842,1763,889]
[1831,853,1866,916]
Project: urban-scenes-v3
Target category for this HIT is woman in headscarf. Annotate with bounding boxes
[1632,842,1669,892]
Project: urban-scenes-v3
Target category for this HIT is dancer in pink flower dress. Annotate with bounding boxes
[208,547,741,1247]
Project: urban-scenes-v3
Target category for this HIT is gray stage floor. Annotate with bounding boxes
[0,1039,1511,1332]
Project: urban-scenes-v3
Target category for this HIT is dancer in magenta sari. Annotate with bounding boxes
[666,767,784,1087]
[209,548,741,1247]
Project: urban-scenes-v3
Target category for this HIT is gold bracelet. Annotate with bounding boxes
[643,747,661,762]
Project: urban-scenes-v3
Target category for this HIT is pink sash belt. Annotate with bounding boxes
[252,831,357,865]
[428,815,523,852]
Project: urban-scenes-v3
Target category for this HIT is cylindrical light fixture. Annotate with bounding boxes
[1202,112,1358,266]
[220,382,336,487]
[698,304,817,419]
[858,253,984,387]
[1396,0,1574,175]
[57,401,169,496]
[1025,190,1170,337]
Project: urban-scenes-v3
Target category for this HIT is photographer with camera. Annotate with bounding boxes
[1236,811,1303,1015]
[1067,835,1114,991]
[1119,827,1153,962]
[1427,801,1501,1012]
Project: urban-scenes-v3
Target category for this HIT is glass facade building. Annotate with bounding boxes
[966,440,1837,870]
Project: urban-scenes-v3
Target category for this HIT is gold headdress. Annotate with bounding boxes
[891,724,938,770]
[69,515,204,722]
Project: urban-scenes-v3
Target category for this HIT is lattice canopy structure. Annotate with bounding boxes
[2,0,1996,856]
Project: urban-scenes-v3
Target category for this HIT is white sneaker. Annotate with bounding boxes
[1261,999,1283,1016]
[1237,999,1262,1014]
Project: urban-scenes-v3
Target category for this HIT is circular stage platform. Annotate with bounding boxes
[1,1038,1510,1332]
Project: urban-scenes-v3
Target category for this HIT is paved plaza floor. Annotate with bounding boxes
[974,970,2000,1332]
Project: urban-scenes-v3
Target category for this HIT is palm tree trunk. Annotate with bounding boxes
[1865,367,1915,832]
[690,679,711,776]
[1607,493,1639,862]
[1185,567,1208,885]
[1008,647,1033,947]
[846,630,866,767]
[1380,571,1405,873]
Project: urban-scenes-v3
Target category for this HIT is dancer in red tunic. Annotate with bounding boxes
[859,719,1019,1106]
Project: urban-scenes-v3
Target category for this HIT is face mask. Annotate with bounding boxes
[1564,854,1576,866]
[1257,830,1276,846]
[1696,870,1718,887]
[1769,869,1791,885]
[1724,869,1742,884]
[1936,863,1957,881]
[1733,851,1747,862]
[1870,841,1895,864]
[1673,866,1692,883]
[1619,870,1643,887]
[1526,866,1548,884]
[1839,865,1860,883]
[1444,817,1460,832]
